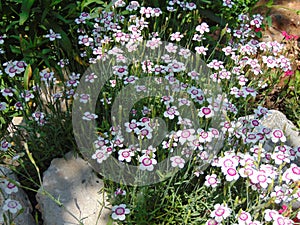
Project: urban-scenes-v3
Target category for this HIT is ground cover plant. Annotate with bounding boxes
[1,0,300,224]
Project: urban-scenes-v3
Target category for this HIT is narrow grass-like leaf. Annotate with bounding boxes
[81,0,104,11]
[19,0,35,25]
[23,64,32,90]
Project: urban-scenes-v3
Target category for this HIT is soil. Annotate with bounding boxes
[253,0,300,42]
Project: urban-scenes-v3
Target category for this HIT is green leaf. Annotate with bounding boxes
[198,8,225,26]
[42,49,51,55]
[120,10,130,15]
[5,21,19,32]
[19,0,35,25]
[106,217,114,225]
[266,0,274,8]
[50,0,62,7]
[23,64,32,90]
[266,16,273,27]
[81,0,104,11]
[32,68,40,83]
[52,12,72,24]
[10,45,21,54]
[255,31,262,38]
[41,7,50,23]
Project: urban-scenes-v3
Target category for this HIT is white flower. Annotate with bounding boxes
[204,174,220,188]
[32,111,45,122]
[118,149,134,162]
[164,106,179,119]
[1,88,15,97]
[237,210,252,225]
[264,209,278,222]
[170,156,185,168]
[92,150,109,163]
[0,140,11,151]
[206,219,219,225]
[44,29,61,41]
[85,73,97,83]
[224,167,240,182]
[79,94,90,103]
[139,155,157,171]
[111,204,130,221]
[198,105,214,118]
[78,35,93,46]
[1,180,19,194]
[170,32,184,42]
[196,22,210,34]
[0,102,7,111]
[114,188,126,196]
[2,199,22,214]
[270,129,286,143]
[177,129,195,145]
[195,46,208,55]
[20,90,34,102]
[210,203,231,222]
[82,112,98,121]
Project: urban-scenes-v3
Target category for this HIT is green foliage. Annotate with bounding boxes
[281,70,300,128]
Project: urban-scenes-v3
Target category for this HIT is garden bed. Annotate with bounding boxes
[1,0,300,224]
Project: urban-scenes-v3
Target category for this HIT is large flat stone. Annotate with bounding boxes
[36,151,112,225]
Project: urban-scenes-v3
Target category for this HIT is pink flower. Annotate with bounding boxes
[206,219,219,225]
[284,70,294,77]
[282,31,299,40]
[278,205,288,214]
[170,32,183,42]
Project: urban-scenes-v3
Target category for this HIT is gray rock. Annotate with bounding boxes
[238,110,300,209]
[257,110,300,209]
[260,110,300,149]
[0,167,36,225]
[36,151,112,225]
[238,110,300,152]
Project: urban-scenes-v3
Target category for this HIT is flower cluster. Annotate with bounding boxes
[1,0,299,223]
[71,1,300,223]
[0,177,22,222]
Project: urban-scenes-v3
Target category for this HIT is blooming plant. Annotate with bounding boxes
[0,0,300,224]
[69,1,300,224]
